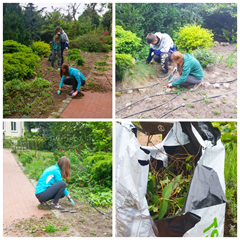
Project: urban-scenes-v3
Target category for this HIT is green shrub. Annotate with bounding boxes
[115,25,141,55]
[116,53,134,81]
[67,49,85,66]
[102,35,112,46]
[20,153,33,166]
[31,41,51,57]
[3,40,33,54]
[3,52,40,81]
[31,77,51,88]
[102,44,111,53]
[192,48,218,67]
[174,24,214,53]
[75,34,104,52]
[69,41,80,49]
[91,158,112,187]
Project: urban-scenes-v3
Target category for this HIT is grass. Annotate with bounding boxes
[224,142,237,236]
[122,63,157,89]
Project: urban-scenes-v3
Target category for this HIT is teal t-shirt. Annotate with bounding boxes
[172,54,204,87]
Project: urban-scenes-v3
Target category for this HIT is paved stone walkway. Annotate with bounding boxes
[60,52,112,118]
[3,149,49,228]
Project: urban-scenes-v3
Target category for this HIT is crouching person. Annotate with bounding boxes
[167,51,204,88]
[59,63,86,97]
[35,156,72,210]
[146,32,176,78]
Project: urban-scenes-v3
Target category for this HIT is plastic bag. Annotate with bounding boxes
[115,122,226,237]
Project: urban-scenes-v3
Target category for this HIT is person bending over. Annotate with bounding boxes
[35,156,74,210]
[146,32,176,78]
[58,63,86,97]
[167,51,204,88]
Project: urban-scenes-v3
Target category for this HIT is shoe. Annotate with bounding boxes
[68,90,74,96]
[58,68,60,71]
[72,91,78,97]
[51,203,64,210]
[158,72,169,78]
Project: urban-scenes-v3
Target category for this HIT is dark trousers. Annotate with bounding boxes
[51,50,61,68]
[63,76,78,91]
[174,75,203,88]
[153,52,172,73]
[35,181,66,205]
[61,48,64,64]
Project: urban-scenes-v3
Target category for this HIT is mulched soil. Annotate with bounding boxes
[116,43,237,119]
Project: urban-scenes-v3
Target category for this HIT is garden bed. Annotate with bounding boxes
[116,44,237,119]
[3,197,112,237]
[4,50,111,118]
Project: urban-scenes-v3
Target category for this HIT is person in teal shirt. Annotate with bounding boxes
[50,32,63,70]
[58,63,86,97]
[35,156,74,210]
[167,51,204,88]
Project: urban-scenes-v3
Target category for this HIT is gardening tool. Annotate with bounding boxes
[69,198,75,205]
[60,210,76,213]
[168,67,178,82]
[57,90,61,94]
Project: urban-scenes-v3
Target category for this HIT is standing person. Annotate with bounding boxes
[146,32,176,78]
[58,63,86,97]
[35,156,74,210]
[167,51,204,88]
[51,32,62,70]
[56,27,69,64]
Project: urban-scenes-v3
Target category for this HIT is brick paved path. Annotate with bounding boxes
[60,52,112,118]
[3,149,49,227]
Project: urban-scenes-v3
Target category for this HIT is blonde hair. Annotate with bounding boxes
[171,51,184,75]
[58,156,71,181]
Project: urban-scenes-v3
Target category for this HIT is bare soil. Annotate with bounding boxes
[116,44,237,119]
[3,196,112,237]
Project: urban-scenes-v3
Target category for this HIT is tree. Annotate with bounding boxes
[3,3,30,44]
[22,3,46,43]
[24,122,37,133]
[66,3,81,21]
[79,8,101,29]
[102,4,112,31]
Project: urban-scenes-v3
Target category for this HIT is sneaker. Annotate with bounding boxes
[68,90,74,96]
[158,72,169,78]
[58,68,60,71]
[51,203,64,210]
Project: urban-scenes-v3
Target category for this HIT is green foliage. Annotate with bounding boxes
[31,41,51,57]
[115,54,134,81]
[31,78,51,89]
[3,40,33,54]
[192,48,218,67]
[3,49,40,81]
[43,225,59,233]
[74,33,104,52]
[20,153,33,166]
[174,24,214,53]
[115,25,141,55]
[67,49,85,66]
[3,3,31,44]
[89,191,112,207]
[226,49,237,69]
[212,122,237,143]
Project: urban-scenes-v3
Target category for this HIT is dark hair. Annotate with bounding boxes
[146,33,157,44]
[55,27,61,33]
[58,156,71,181]
[60,63,69,77]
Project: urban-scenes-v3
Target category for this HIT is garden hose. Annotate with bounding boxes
[158,91,237,119]
[116,92,176,114]
[118,78,237,118]
[122,95,178,119]
[88,201,112,219]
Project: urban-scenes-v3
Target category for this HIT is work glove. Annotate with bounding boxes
[57,90,61,94]
[68,198,75,205]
